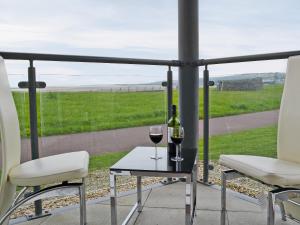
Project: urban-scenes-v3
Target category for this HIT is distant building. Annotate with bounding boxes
[217,77,263,91]
[263,73,285,84]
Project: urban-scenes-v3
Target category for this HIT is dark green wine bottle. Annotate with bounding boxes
[168,105,181,158]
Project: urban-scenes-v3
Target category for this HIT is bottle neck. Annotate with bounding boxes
[172,105,177,118]
[172,111,176,118]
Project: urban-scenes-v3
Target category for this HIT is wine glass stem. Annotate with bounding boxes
[155,144,157,159]
[178,144,181,159]
[176,144,179,159]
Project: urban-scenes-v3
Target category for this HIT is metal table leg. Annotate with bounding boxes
[267,191,275,225]
[185,175,192,225]
[221,172,226,225]
[137,176,142,212]
[110,170,196,225]
[79,178,87,225]
[192,165,197,221]
[110,173,117,225]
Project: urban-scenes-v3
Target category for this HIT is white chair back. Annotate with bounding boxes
[278,56,300,164]
[0,56,21,219]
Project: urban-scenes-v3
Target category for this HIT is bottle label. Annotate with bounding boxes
[168,127,176,157]
[167,127,172,143]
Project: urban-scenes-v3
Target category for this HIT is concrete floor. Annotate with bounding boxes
[12,182,298,225]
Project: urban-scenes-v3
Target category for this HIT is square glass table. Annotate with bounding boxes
[109,146,197,225]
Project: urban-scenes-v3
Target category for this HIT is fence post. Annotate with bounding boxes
[203,65,214,183]
[203,65,209,183]
[18,60,46,218]
[167,66,173,119]
[167,66,173,183]
[28,60,43,216]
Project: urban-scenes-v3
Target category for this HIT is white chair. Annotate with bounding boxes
[0,56,89,225]
[219,56,300,225]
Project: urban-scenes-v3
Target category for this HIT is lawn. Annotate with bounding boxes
[13,84,283,137]
[199,125,277,160]
[13,91,167,137]
[89,125,277,171]
[206,85,282,118]
[89,151,129,171]
[0,126,278,176]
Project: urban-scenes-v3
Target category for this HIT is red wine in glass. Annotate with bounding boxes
[150,134,163,144]
[170,126,184,162]
[170,136,183,145]
[149,126,163,160]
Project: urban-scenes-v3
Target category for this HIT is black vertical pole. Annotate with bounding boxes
[167,66,173,120]
[28,60,43,216]
[203,65,209,183]
[167,66,173,183]
[178,0,199,159]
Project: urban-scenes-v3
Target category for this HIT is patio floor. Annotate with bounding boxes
[12,182,298,225]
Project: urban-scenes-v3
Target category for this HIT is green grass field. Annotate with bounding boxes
[199,125,277,160]
[0,126,278,174]
[206,85,282,118]
[13,84,283,137]
[89,151,128,171]
[0,126,277,174]
[88,125,277,171]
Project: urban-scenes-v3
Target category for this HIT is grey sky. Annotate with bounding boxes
[1,0,299,80]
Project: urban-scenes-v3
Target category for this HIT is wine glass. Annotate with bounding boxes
[149,126,163,160]
[170,126,184,161]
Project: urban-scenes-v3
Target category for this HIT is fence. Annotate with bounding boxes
[1,49,300,215]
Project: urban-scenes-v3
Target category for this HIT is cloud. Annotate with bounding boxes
[199,23,300,58]
[1,0,300,79]
[0,24,177,52]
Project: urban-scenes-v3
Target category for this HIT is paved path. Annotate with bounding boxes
[20,110,279,162]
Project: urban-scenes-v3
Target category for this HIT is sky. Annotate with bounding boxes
[1,0,300,85]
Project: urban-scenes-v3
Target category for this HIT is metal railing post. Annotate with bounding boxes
[203,65,209,183]
[27,60,42,217]
[167,66,173,183]
[167,66,173,120]
[203,65,214,183]
[161,67,175,184]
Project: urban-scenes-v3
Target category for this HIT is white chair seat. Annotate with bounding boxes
[220,155,300,187]
[9,151,89,187]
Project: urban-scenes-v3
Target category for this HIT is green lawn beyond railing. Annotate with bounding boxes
[199,125,277,160]
[89,125,277,171]
[0,126,278,173]
[13,84,283,137]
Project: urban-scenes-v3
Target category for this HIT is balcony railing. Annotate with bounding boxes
[1,49,300,216]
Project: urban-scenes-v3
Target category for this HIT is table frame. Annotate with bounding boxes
[110,159,197,225]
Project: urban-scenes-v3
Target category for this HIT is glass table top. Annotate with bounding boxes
[110,146,197,174]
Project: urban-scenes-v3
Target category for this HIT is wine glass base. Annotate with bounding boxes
[171,157,184,162]
[150,156,162,160]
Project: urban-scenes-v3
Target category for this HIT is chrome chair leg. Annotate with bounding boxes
[110,173,117,225]
[267,191,275,225]
[221,171,227,225]
[279,202,287,221]
[185,175,192,225]
[11,187,28,207]
[79,178,87,225]
[137,176,142,212]
[0,183,82,225]
[270,188,300,224]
